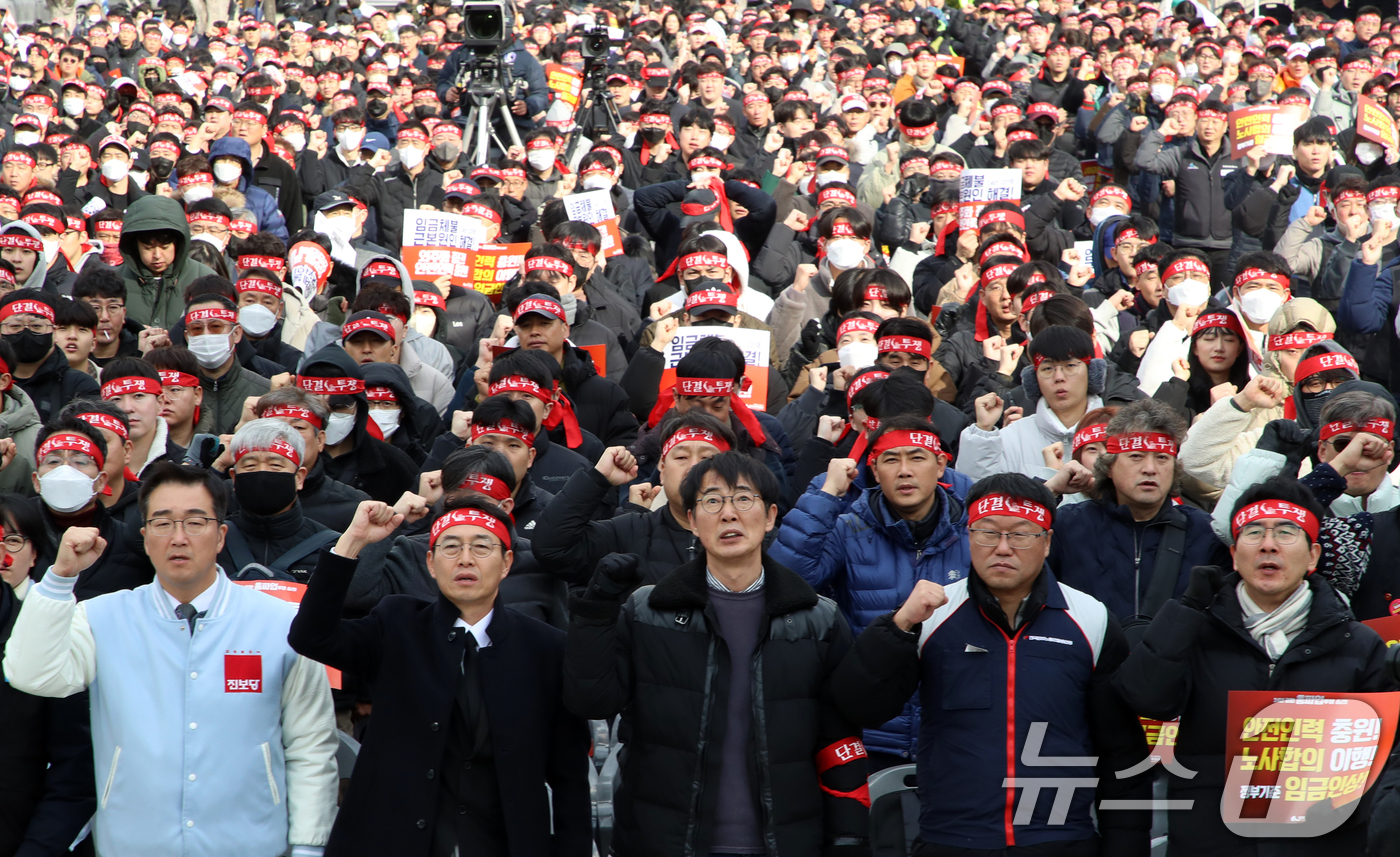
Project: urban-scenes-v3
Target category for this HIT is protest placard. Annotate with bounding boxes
[1357,95,1400,151]
[544,63,583,110]
[234,579,341,689]
[660,327,771,410]
[1229,104,1308,158]
[402,209,485,250]
[1220,691,1399,831]
[401,243,531,303]
[958,169,1021,231]
[563,189,617,225]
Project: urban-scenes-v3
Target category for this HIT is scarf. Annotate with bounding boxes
[1238,580,1312,662]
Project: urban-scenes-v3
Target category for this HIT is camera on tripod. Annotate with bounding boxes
[580,25,612,60]
[460,0,512,49]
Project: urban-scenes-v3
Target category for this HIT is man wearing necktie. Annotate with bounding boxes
[3,460,339,857]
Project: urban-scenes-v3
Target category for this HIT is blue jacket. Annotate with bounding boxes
[207,137,289,241]
[1047,497,1230,621]
[769,484,971,759]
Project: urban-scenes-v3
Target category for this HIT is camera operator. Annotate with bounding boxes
[435,2,550,136]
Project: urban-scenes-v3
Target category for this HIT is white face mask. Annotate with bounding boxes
[324,411,355,445]
[690,170,719,185]
[837,341,879,369]
[314,47,332,62]
[385,55,400,69]
[128,170,148,187]
[1150,83,1174,103]
[13,131,39,146]
[339,78,353,90]
[369,407,401,438]
[238,304,278,337]
[1239,288,1286,324]
[213,161,243,184]
[1357,141,1384,165]
[1371,203,1399,230]
[1166,277,1211,308]
[815,170,850,187]
[101,159,130,182]
[825,238,865,269]
[398,146,425,169]
[183,185,213,202]
[9,77,30,93]
[284,132,306,152]
[780,54,800,72]
[888,58,904,77]
[578,173,610,191]
[526,148,557,171]
[712,133,735,151]
[188,332,234,368]
[193,233,226,251]
[1182,62,1199,78]
[211,49,228,63]
[62,97,85,116]
[41,238,59,265]
[337,128,365,152]
[1224,49,1242,64]
[172,33,188,46]
[39,465,96,514]
[409,311,437,336]
[1088,205,1119,226]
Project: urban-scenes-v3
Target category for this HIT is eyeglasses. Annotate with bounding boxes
[969,528,1047,549]
[145,516,220,537]
[1299,377,1345,394]
[2,534,29,553]
[41,452,96,470]
[1236,523,1304,546]
[1,321,53,334]
[435,540,503,559]
[696,492,759,514]
[84,300,125,316]
[1036,360,1086,378]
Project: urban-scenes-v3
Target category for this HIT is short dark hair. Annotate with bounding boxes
[59,397,129,436]
[36,416,107,465]
[139,462,229,523]
[1231,475,1326,545]
[471,394,538,433]
[143,345,200,377]
[679,450,781,513]
[442,445,517,498]
[100,357,163,386]
[435,493,516,553]
[489,347,559,389]
[966,472,1058,528]
[73,264,127,301]
[54,297,98,329]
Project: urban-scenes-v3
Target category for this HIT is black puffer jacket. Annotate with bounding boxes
[531,466,701,586]
[564,555,870,857]
[298,457,371,534]
[1114,575,1393,857]
[1134,131,1242,251]
[218,501,334,583]
[14,346,101,424]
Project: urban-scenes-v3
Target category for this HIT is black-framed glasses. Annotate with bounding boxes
[2,534,28,553]
[145,516,220,537]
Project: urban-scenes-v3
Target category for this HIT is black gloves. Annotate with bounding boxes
[1258,419,1313,477]
[796,319,826,366]
[1179,565,1227,612]
[584,553,642,603]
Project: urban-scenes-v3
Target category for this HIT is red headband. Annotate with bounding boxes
[263,404,324,429]
[981,263,1018,287]
[365,386,397,402]
[1231,500,1319,542]
[1234,268,1290,293]
[967,493,1051,527]
[488,375,551,403]
[101,376,162,399]
[1090,186,1131,209]
[1294,351,1358,381]
[230,219,258,234]
[0,234,42,253]
[430,507,512,550]
[0,299,53,321]
[234,438,301,467]
[458,472,512,502]
[1163,257,1210,281]
[188,211,231,227]
[898,121,936,138]
[38,432,104,468]
[77,412,127,440]
[461,202,502,224]
[178,172,214,187]
[1191,311,1247,339]
[342,317,397,341]
[470,419,535,446]
[1021,289,1057,314]
[680,252,731,271]
[846,369,888,408]
[1266,331,1332,351]
[866,428,943,466]
[1072,424,1108,455]
[818,187,858,207]
[186,307,237,325]
[95,220,123,233]
[236,277,283,297]
[877,335,932,357]
[296,375,366,395]
[23,212,64,233]
[837,317,880,341]
[513,297,566,323]
[158,370,200,388]
[1319,418,1395,441]
[238,255,286,273]
[662,427,731,459]
[1105,432,1178,455]
[979,209,1025,230]
[524,256,572,276]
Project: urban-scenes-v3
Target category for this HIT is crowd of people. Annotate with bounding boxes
[5,0,1400,854]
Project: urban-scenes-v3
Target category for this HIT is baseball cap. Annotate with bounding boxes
[684,286,740,317]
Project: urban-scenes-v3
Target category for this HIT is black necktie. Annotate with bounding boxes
[175,603,199,636]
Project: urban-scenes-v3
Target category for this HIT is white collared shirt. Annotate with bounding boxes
[453,610,494,650]
[162,580,217,618]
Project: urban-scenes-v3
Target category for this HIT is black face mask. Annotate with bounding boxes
[234,470,299,517]
[899,174,929,197]
[413,104,440,119]
[366,98,389,118]
[1299,388,1332,427]
[691,317,733,327]
[639,127,667,145]
[5,330,51,364]
[150,157,174,178]
[682,276,726,293]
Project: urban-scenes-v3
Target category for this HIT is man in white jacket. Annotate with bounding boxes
[3,461,338,857]
[1135,250,1215,396]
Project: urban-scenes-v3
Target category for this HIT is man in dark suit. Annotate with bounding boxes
[288,496,592,857]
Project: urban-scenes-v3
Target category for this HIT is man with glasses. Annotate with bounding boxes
[564,452,871,856]
[288,494,591,856]
[1114,476,1392,854]
[830,471,1151,855]
[4,460,338,857]
[0,291,100,424]
[772,415,970,769]
[1048,398,1229,622]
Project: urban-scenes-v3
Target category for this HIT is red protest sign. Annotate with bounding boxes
[1228,104,1308,159]
[401,242,530,304]
[234,579,342,689]
[597,217,625,258]
[1357,95,1399,151]
[1362,614,1400,646]
[1221,691,1400,833]
[544,63,583,110]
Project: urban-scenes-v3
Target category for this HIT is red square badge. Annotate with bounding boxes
[225,653,263,693]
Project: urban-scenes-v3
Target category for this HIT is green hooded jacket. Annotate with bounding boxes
[120,195,216,330]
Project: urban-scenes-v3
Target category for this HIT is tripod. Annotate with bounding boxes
[563,57,623,165]
[453,49,524,166]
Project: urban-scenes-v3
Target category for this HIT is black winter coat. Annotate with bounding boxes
[14,347,100,425]
[380,161,447,253]
[28,497,154,600]
[1134,131,1242,251]
[557,344,639,447]
[218,502,333,583]
[298,457,371,534]
[322,431,420,507]
[1114,577,1393,857]
[289,552,592,857]
[531,466,701,586]
[564,555,871,857]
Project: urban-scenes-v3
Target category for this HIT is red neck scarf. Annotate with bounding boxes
[647,376,766,445]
